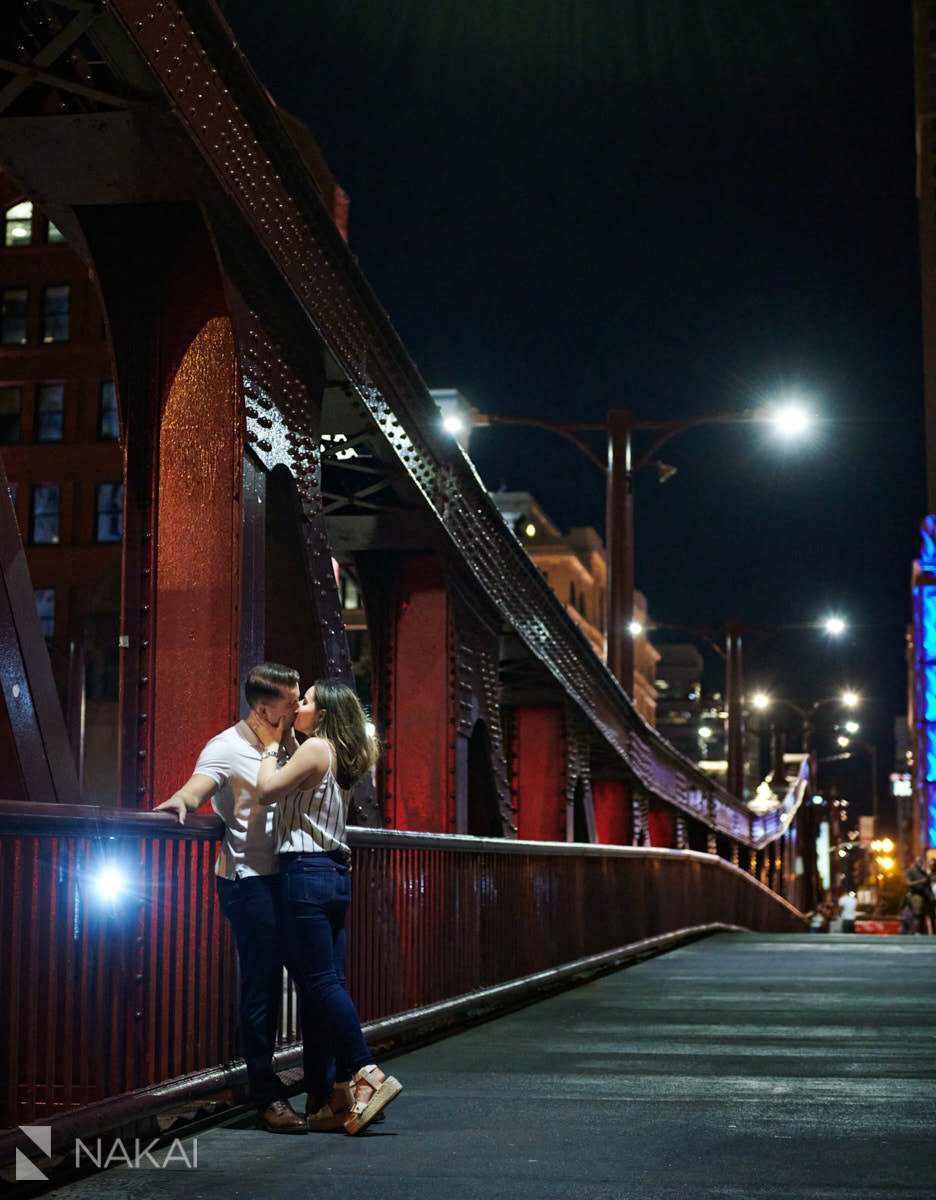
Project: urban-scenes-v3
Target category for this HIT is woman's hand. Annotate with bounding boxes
[247,711,282,749]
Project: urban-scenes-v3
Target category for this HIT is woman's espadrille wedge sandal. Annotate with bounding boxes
[343,1065,403,1135]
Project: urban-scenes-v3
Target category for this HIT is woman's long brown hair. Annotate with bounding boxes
[312,678,379,789]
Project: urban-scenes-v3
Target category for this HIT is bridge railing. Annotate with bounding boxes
[0,802,804,1140]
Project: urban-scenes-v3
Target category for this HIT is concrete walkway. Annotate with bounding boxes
[49,934,936,1200]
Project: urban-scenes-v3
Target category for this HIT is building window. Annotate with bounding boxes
[4,201,33,247]
[46,221,65,244]
[30,483,61,545]
[98,380,119,439]
[36,383,65,442]
[0,385,22,444]
[1,288,28,345]
[40,285,69,343]
[34,588,55,637]
[95,482,123,543]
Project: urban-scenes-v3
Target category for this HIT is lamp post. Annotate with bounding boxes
[751,690,861,753]
[462,401,814,698]
[831,736,880,827]
[640,619,850,798]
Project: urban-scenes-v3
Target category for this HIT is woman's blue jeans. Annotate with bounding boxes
[279,853,372,1106]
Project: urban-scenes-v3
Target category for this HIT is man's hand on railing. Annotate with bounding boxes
[154,796,190,825]
[155,774,218,825]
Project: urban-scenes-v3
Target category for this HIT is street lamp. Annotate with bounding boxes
[751,690,863,751]
[451,401,815,702]
[643,618,848,797]
[827,737,880,826]
[770,402,811,438]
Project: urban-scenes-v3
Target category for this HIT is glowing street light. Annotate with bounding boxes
[844,720,860,735]
[442,413,466,436]
[627,620,644,637]
[823,615,847,636]
[841,690,860,709]
[92,864,127,902]
[769,402,811,439]
[751,691,771,711]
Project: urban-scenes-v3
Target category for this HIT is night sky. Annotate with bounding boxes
[218,1,926,814]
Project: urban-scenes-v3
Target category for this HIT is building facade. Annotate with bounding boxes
[490,491,659,725]
[0,174,122,801]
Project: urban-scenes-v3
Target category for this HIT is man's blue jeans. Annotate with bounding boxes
[216,873,287,1110]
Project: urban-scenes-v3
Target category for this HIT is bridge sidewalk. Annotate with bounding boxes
[48,933,936,1200]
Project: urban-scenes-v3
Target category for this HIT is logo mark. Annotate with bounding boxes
[16,1126,51,1181]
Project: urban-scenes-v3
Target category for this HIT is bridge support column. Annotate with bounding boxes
[647,800,675,849]
[366,554,454,832]
[80,206,243,806]
[511,706,566,841]
[592,780,632,845]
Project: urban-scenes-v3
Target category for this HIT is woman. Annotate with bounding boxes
[249,678,402,1135]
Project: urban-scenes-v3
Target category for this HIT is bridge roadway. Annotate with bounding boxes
[49,934,936,1200]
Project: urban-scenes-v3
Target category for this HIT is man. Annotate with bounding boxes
[156,662,307,1134]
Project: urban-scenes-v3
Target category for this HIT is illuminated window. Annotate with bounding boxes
[1,288,28,345]
[34,588,55,637]
[95,482,123,543]
[46,221,65,244]
[40,285,69,343]
[36,383,64,442]
[30,483,60,545]
[4,201,32,247]
[98,380,119,439]
[0,386,22,443]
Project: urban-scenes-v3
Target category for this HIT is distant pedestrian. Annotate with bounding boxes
[838,891,858,934]
[905,858,933,935]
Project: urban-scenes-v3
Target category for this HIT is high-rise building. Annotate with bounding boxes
[914,0,936,511]
[911,3,936,859]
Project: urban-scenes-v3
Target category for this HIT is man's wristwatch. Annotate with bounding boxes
[261,747,279,760]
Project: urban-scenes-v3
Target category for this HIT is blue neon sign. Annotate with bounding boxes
[914,516,936,849]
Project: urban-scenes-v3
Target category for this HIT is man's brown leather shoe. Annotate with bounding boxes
[258,1099,307,1134]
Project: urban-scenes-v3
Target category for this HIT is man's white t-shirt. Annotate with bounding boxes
[839,893,858,921]
[195,720,277,879]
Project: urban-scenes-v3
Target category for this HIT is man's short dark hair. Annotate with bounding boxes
[245,662,300,709]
